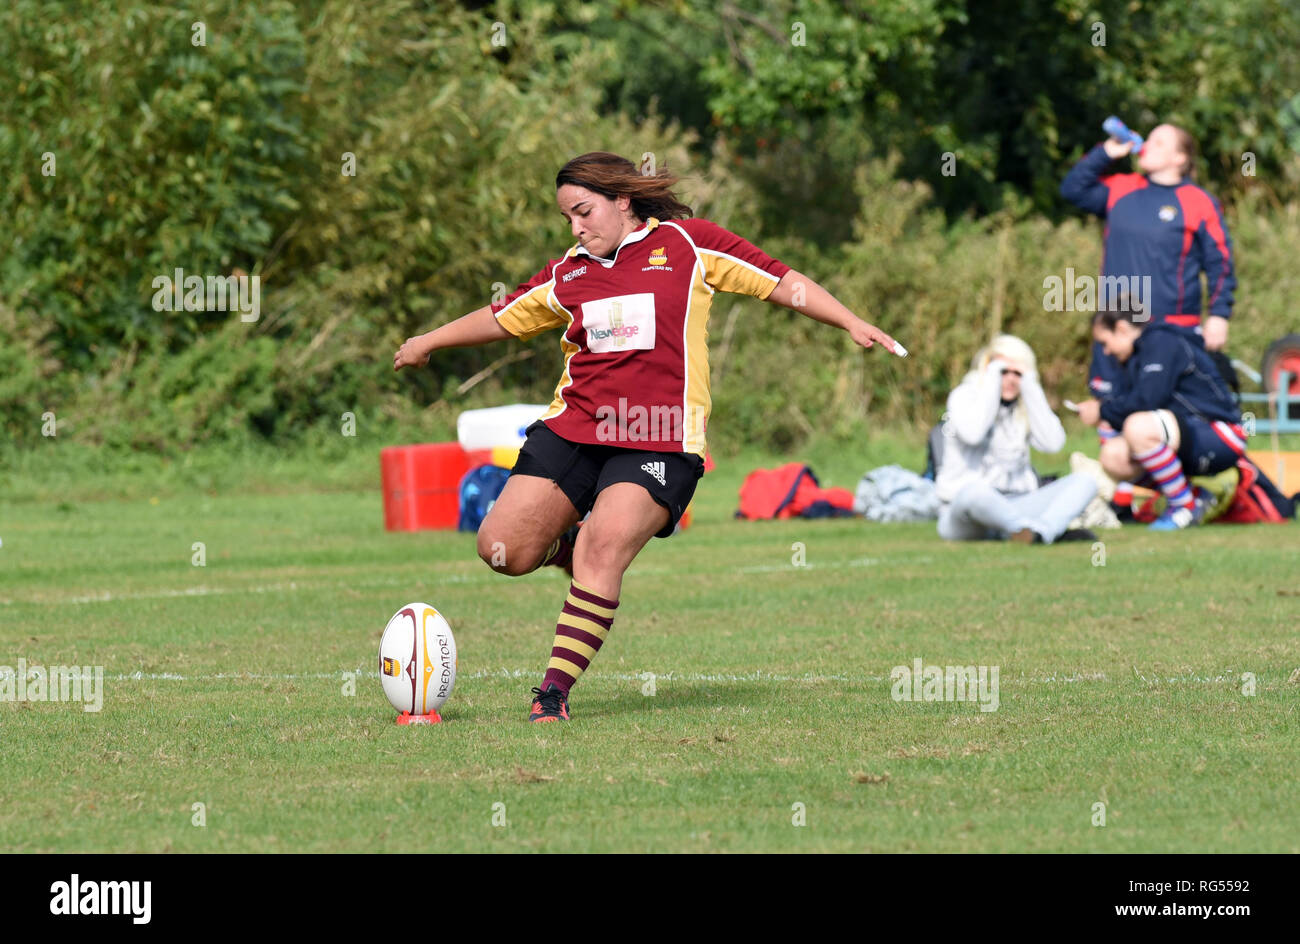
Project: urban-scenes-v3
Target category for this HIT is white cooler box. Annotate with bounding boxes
[456,404,550,451]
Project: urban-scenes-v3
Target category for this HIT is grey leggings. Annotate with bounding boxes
[937,473,1097,544]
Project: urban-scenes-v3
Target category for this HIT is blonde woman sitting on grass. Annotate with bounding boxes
[935,335,1098,544]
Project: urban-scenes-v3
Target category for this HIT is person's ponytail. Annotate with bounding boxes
[1171,125,1198,180]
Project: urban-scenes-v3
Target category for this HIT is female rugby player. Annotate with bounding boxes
[394,152,898,721]
[1060,123,1236,397]
[1078,308,1246,530]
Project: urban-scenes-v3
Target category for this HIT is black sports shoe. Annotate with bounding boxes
[1057,527,1099,542]
[528,683,570,723]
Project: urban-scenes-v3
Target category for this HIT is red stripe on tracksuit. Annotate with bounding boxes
[1211,421,1247,456]
[1177,185,1233,313]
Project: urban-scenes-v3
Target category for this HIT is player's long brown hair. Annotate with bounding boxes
[1169,125,1197,180]
[555,152,693,221]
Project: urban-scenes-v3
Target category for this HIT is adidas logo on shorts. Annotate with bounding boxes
[641,461,667,487]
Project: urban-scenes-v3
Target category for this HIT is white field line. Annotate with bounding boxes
[72,668,1241,685]
[1,555,925,607]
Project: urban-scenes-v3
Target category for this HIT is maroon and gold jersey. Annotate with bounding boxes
[489,217,789,456]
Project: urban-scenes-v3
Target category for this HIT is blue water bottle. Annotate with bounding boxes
[1102,116,1144,154]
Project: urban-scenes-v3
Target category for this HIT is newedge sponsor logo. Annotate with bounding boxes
[50,875,151,924]
[0,659,103,712]
[890,658,999,712]
[582,294,656,353]
[588,323,641,341]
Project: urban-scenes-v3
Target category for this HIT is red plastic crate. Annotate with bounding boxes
[380,443,493,531]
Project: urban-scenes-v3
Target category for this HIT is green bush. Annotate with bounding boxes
[1,0,311,365]
[3,0,1297,458]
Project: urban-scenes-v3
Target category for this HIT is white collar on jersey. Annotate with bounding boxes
[570,217,661,267]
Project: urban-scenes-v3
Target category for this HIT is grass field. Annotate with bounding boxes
[1,436,1298,853]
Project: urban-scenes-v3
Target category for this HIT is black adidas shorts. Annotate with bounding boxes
[511,420,704,538]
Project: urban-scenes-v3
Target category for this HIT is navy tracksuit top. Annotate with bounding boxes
[1061,143,1236,395]
[1098,323,1241,430]
[1060,143,1236,320]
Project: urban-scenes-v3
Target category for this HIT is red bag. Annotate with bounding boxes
[736,464,855,519]
[1137,458,1296,524]
[1217,458,1296,524]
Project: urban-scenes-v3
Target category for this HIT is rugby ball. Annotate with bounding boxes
[378,602,457,717]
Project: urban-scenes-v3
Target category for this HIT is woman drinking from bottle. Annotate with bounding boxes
[1060,123,1236,403]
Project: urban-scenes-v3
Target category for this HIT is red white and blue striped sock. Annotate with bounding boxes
[1134,444,1193,509]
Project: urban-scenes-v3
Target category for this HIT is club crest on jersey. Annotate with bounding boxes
[1158,205,1177,222]
[642,246,672,272]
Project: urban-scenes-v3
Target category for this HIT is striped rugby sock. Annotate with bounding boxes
[1134,443,1193,509]
[541,533,574,571]
[542,580,618,695]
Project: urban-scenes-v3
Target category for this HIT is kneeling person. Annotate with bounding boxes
[1079,308,1246,530]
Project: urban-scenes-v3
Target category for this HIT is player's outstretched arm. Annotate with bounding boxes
[394,305,513,371]
[765,268,897,353]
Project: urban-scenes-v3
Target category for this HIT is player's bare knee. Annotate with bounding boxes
[1099,438,1130,473]
[475,526,495,563]
[573,527,630,572]
[476,527,514,572]
[1099,450,1129,480]
[573,527,609,563]
[1122,412,1160,447]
